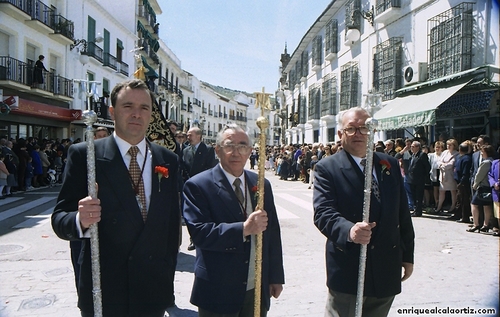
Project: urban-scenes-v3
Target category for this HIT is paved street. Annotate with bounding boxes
[0,170,498,317]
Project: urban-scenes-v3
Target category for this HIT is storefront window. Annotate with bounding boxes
[19,124,27,139]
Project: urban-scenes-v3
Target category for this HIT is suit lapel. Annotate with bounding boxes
[148,142,171,223]
[339,151,364,193]
[245,172,257,211]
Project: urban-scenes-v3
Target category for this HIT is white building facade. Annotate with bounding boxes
[278,0,499,145]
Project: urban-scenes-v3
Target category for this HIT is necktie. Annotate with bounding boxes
[189,145,196,166]
[128,146,147,222]
[233,178,246,216]
[361,158,381,203]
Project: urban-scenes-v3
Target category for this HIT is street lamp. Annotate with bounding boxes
[70,33,104,64]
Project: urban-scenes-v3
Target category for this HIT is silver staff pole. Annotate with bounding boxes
[75,76,103,316]
[355,92,382,317]
[83,110,102,317]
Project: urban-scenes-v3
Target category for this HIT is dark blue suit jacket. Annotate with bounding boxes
[182,142,217,178]
[313,150,414,298]
[52,136,180,316]
[183,165,285,314]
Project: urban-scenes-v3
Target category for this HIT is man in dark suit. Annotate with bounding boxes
[454,142,472,222]
[183,124,285,317]
[182,126,217,250]
[52,80,180,317]
[313,107,415,317]
[182,127,217,179]
[407,140,431,217]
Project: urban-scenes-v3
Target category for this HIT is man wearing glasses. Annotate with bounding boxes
[313,107,415,317]
[183,124,285,317]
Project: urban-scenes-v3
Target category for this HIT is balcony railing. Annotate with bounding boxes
[50,14,74,39]
[0,56,29,85]
[87,42,104,63]
[181,103,187,111]
[229,115,235,120]
[187,105,193,112]
[0,56,72,98]
[30,0,53,28]
[0,0,30,15]
[159,76,167,88]
[117,60,129,76]
[209,110,213,116]
[202,107,207,114]
[103,52,118,71]
[375,0,401,15]
[53,75,73,98]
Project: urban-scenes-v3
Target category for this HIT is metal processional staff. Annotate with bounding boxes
[73,76,103,317]
[253,87,272,317]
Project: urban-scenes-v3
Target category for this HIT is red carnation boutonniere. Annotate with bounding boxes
[380,160,391,180]
[251,185,259,206]
[154,166,169,192]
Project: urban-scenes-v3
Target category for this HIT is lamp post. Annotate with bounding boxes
[355,89,382,317]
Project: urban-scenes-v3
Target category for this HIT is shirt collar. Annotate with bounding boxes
[113,132,147,157]
[220,164,245,189]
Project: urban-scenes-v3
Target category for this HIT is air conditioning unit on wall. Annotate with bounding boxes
[403,62,428,85]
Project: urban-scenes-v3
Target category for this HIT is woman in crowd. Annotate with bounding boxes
[322,144,333,158]
[428,141,445,207]
[436,139,459,212]
[468,145,495,232]
[0,154,10,199]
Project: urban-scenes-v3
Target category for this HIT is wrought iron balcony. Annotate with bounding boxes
[29,0,53,28]
[50,14,74,39]
[103,52,118,71]
[0,56,29,86]
[87,42,104,63]
[117,60,129,76]
[53,75,74,98]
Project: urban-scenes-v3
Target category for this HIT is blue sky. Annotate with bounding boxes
[158,1,331,94]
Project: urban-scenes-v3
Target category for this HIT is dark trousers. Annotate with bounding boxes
[456,183,472,220]
[325,290,395,317]
[198,289,267,317]
[410,182,425,214]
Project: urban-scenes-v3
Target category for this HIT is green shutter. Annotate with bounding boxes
[102,78,109,96]
[103,29,110,53]
[87,16,96,43]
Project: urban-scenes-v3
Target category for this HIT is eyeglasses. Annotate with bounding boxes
[221,144,252,155]
[343,126,369,136]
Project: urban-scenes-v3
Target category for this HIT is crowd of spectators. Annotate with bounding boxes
[251,134,499,236]
[0,136,75,197]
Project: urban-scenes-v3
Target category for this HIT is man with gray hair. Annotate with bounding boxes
[384,139,396,157]
[183,123,285,316]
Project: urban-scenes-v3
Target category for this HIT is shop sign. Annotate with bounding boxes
[9,98,82,121]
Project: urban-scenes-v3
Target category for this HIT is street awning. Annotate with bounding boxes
[374,78,471,130]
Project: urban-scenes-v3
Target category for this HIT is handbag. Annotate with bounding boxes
[476,187,492,203]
